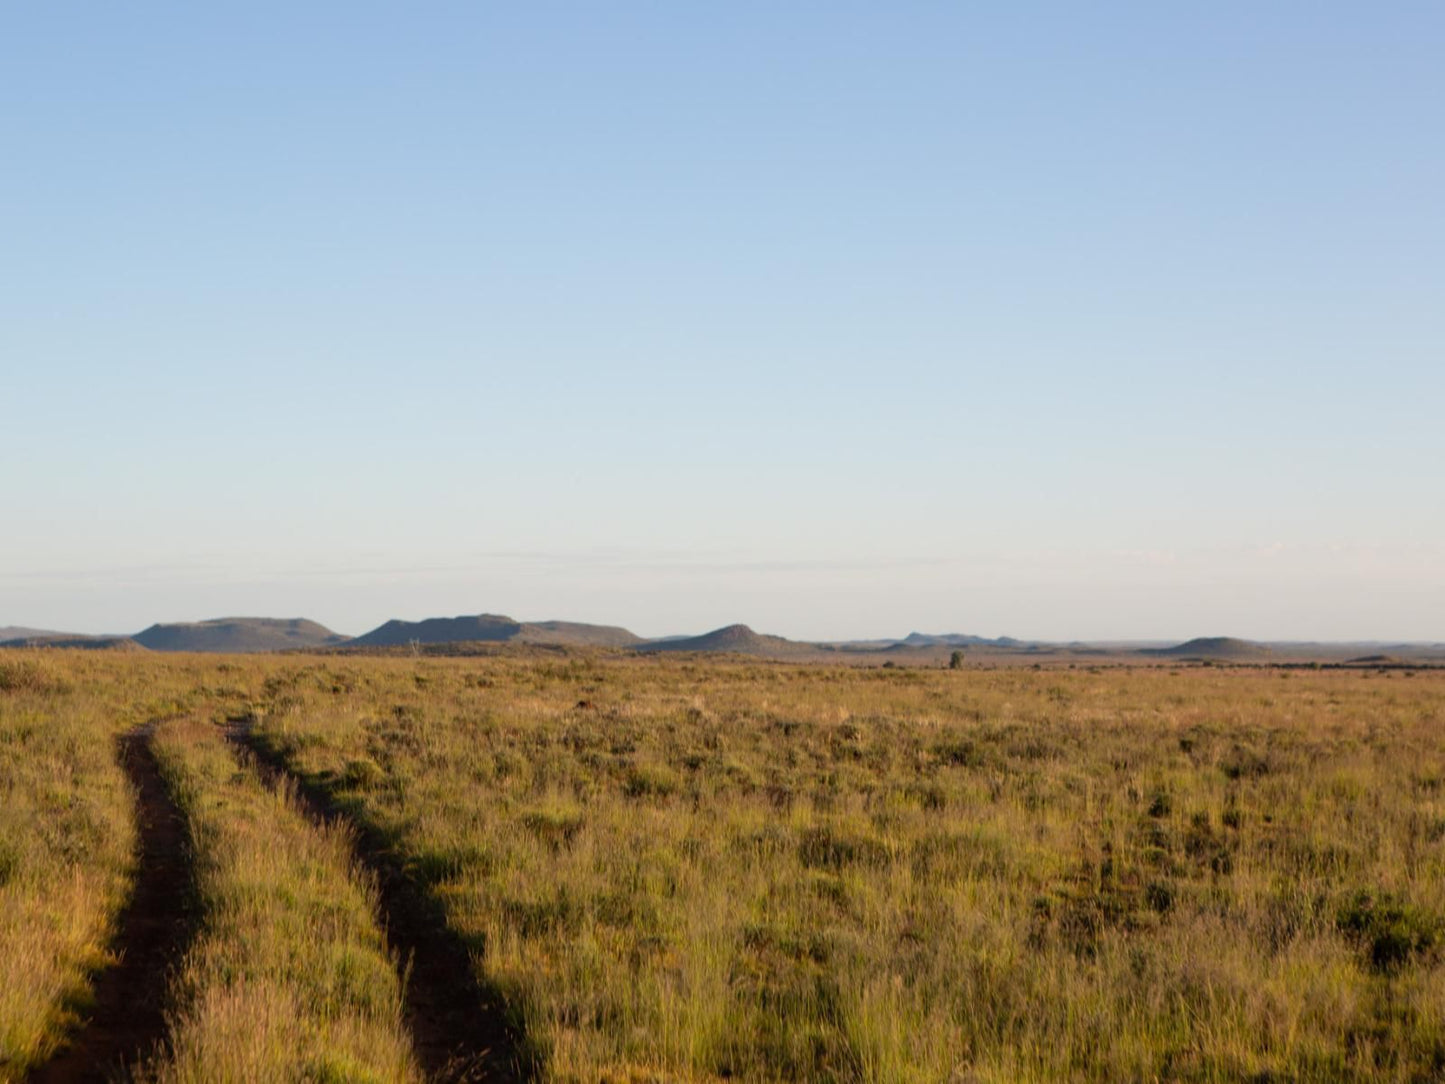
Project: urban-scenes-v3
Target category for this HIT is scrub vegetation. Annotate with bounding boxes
[249,656,1445,1083]
[3,650,1444,1082]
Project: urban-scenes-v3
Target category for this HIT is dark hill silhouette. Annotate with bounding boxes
[133,618,347,653]
[636,624,807,657]
[350,614,641,649]
[1141,637,1270,660]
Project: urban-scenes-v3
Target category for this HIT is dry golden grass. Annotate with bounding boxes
[0,655,136,1079]
[4,650,1444,1082]
[247,656,1445,1082]
[145,717,420,1083]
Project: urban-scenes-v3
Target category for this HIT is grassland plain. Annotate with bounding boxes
[244,656,1445,1083]
[0,654,137,1078]
[144,717,420,1083]
[3,651,1444,1082]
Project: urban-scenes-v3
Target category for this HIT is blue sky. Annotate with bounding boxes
[3,4,1442,641]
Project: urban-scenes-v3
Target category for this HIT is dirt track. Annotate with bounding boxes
[28,728,196,1084]
[228,724,530,1083]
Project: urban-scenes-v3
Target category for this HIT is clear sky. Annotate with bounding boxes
[3,4,1442,642]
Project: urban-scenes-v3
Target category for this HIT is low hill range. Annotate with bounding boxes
[3,613,1441,663]
[340,623,1440,664]
[898,632,1025,649]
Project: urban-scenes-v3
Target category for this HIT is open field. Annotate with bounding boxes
[2,650,1444,1081]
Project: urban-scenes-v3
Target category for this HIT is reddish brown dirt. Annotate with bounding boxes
[27,728,196,1084]
[227,725,531,1083]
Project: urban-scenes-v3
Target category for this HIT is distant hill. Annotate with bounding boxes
[523,620,643,648]
[1141,637,1270,661]
[0,626,71,641]
[0,634,144,651]
[899,632,1024,649]
[636,624,806,657]
[349,614,642,650]
[350,614,522,647]
[133,618,348,653]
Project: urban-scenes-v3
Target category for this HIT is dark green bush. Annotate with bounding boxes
[1337,890,1440,971]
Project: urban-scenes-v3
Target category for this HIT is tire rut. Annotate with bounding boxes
[225,723,531,1083]
[28,726,197,1084]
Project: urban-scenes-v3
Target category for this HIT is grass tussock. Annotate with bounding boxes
[0,656,69,696]
[145,717,420,1083]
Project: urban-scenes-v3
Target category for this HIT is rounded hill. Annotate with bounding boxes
[1143,637,1271,660]
[637,624,807,657]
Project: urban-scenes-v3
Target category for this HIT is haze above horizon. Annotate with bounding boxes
[4,4,1442,643]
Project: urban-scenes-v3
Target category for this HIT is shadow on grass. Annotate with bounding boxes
[226,720,537,1084]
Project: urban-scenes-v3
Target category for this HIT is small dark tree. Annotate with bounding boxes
[949,649,966,670]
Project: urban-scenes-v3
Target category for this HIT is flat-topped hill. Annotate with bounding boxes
[133,618,348,653]
[350,614,642,650]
